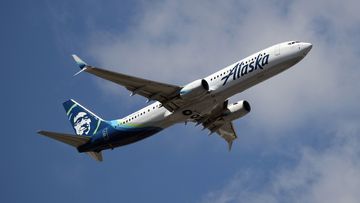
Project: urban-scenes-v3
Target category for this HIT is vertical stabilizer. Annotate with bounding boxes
[63,99,106,136]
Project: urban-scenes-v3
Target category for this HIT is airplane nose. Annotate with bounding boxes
[303,42,312,54]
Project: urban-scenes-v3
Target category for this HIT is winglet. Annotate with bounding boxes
[72,54,87,69]
[72,55,88,76]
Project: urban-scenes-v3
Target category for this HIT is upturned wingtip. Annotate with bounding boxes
[72,54,87,69]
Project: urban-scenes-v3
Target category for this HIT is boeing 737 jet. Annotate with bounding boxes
[39,41,312,161]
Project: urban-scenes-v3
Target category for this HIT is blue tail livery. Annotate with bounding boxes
[63,99,104,136]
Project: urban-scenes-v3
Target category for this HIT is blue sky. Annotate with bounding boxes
[2,0,360,203]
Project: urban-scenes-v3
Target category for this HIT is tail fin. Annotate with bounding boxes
[63,99,105,136]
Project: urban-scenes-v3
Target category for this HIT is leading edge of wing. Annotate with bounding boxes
[71,55,182,106]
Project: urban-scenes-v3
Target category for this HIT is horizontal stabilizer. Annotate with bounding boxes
[38,130,90,147]
[86,151,103,162]
[38,131,103,162]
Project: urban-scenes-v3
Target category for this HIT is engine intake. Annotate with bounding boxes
[180,79,209,99]
[223,100,251,121]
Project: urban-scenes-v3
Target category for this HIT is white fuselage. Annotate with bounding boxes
[115,41,312,129]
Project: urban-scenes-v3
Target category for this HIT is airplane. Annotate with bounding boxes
[38,41,312,161]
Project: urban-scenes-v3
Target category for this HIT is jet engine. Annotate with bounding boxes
[180,79,209,99]
[222,100,251,121]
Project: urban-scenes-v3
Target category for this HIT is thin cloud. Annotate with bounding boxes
[41,0,360,202]
[200,122,360,203]
[86,0,360,135]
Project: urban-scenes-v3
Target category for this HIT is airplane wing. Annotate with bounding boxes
[72,55,182,111]
[202,120,237,151]
[195,100,237,150]
[216,122,237,150]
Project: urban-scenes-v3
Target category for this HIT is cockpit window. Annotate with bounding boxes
[288,41,300,45]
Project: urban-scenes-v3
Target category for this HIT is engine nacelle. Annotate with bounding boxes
[180,79,209,99]
[223,100,251,121]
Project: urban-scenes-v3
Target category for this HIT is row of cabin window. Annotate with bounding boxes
[209,53,267,81]
[121,103,163,124]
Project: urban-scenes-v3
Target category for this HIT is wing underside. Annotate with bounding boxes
[216,122,237,150]
[194,101,238,150]
[84,67,184,111]
[72,55,183,111]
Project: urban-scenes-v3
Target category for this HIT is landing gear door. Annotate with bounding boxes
[273,44,281,56]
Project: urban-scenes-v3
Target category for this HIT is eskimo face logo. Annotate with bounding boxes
[73,112,91,135]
